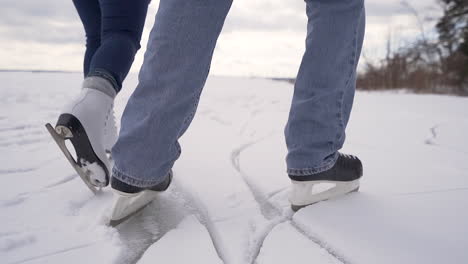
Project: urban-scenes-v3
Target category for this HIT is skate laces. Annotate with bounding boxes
[340,153,356,160]
[103,104,118,150]
[338,153,358,170]
[104,105,117,132]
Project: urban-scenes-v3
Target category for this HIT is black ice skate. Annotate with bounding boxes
[45,77,117,194]
[289,153,363,211]
[108,170,173,227]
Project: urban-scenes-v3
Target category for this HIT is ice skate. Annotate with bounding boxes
[289,153,363,211]
[46,77,117,194]
[109,170,173,226]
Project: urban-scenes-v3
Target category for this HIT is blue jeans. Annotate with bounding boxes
[73,0,150,92]
[112,0,366,187]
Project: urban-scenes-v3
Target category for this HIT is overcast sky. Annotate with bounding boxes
[0,0,440,77]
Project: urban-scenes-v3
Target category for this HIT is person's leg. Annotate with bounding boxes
[51,0,151,192]
[86,0,150,92]
[111,0,233,188]
[285,0,365,176]
[72,0,101,77]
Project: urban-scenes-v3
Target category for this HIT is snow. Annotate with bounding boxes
[80,160,106,184]
[137,215,222,264]
[256,222,342,264]
[293,192,468,264]
[1,71,468,264]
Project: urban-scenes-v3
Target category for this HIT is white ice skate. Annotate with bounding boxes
[108,171,173,226]
[289,153,363,211]
[46,77,117,194]
[108,189,160,226]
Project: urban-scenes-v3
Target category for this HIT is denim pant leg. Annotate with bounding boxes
[112,0,233,187]
[285,0,365,176]
[83,0,150,92]
[72,0,101,77]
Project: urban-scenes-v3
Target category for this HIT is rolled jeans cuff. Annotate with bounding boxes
[112,165,169,188]
[287,152,339,176]
[87,68,120,93]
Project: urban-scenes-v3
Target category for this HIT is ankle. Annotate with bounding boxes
[82,76,117,99]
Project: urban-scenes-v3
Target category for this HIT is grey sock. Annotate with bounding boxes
[82,76,117,99]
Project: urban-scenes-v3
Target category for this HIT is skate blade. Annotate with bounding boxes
[45,123,99,194]
[290,180,360,212]
[108,190,159,227]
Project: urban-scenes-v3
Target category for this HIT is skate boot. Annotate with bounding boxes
[289,153,363,211]
[45,77,118,194]
[109,170,173,226]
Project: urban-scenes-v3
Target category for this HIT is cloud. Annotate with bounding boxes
[223,0,306,33]
[0,0,81,44]
[0,0,442,77]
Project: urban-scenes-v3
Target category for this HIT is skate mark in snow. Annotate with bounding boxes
[265,187,288,200]
[0,125,48,147]
[209,115,231,126]
[422,122,468,155]
[0,196,28,207]
[1,174,79,207]
[0,168,36,175]
[115,179,228,264]
[230,139,290,264]
[230,137,351,264]
[113,188,189,264]
[198,107,231,126]
[65,193,100,216]
[395,186,468,196]
[0,137,49,147]
[44,174,79,189]
[7,241,101,264]
[0,125,35,133]
[424,124,438,145]
[231,140,281,219]
[0,233,36,252]
[0,155,62,177]
[0,231,21,238]
[171,177,229,264]
[288,221,350,264]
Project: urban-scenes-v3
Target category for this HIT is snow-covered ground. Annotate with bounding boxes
[1,72,467,264]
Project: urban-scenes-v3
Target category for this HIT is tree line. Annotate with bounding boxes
[357,0,468,96]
